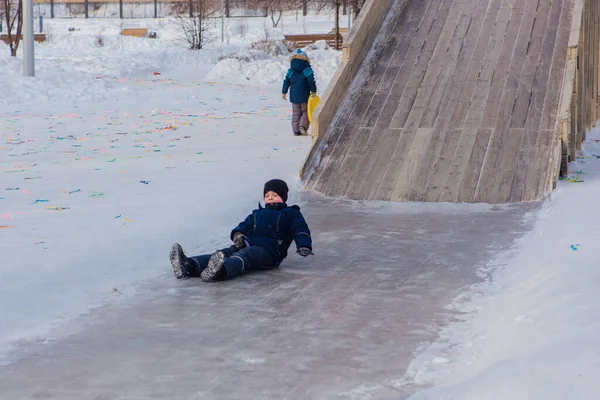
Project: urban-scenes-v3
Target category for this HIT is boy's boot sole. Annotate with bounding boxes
[201,251,226,282]
[170,243,188,279]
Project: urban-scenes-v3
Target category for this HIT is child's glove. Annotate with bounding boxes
[232,232,248,249]
[282,93,287,101]
[296,247,314,257]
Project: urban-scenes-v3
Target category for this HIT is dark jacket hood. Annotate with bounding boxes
[290,59,310,72]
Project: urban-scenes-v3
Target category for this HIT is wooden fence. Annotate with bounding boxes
[557,0,600,179]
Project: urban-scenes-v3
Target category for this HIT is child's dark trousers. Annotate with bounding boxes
[190,245,277,279]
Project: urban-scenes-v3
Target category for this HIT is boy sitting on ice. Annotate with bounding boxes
[169,179,313,282]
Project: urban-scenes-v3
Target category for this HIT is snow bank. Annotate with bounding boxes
[405,129,600,399]
[206,39,341,88]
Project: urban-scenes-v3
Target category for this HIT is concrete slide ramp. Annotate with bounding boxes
[306,0,573,203]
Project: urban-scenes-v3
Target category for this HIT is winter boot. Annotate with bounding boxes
[170,243,199,279]
[201,251,227,282]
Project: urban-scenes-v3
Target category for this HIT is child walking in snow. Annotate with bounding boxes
[170,179,314,282]
[282,49,318,136]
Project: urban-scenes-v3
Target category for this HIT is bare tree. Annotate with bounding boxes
[174,0,216,50]
[349,0,365,19]
[263,0,303,27]
[333,0,342,50]
[232,17,249,38]
[263,0,283,27]
[307,0,349,50]
[1,0,23,57]
[318,0,365,50]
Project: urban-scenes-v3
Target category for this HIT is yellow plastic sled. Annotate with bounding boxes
[307,93,320,124]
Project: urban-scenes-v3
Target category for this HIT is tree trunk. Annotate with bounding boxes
[351,0,363,19]
[270,9,282,27]
[5,0,23,57]
[335,1,340,50]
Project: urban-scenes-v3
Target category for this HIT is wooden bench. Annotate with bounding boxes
[329,27,349,37]
[284,33,344,48]
[121,28,148,38]
[0,33,46,44]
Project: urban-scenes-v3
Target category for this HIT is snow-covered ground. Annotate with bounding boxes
[0,13,343,107]
[405,132,600,398]
[0,12,342,362]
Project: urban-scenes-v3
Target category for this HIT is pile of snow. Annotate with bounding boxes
[250,39,293,56]
[405,129,600,399]
[207,39,341,86]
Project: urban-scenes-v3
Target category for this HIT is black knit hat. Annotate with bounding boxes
[263,179,289,202]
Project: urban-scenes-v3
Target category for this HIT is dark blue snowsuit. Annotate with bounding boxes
[190,202,312,279]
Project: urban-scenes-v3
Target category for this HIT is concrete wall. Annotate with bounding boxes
[557,0,599,184]
[300,0,394,178]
